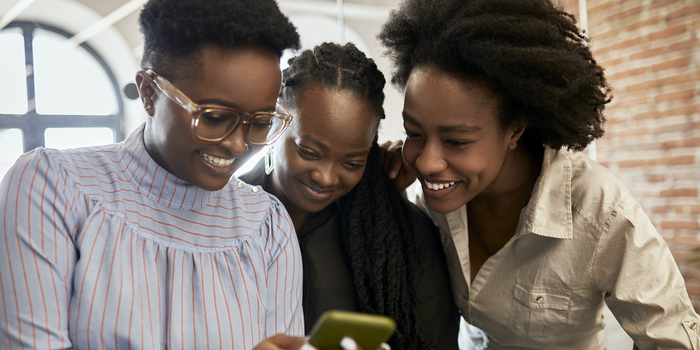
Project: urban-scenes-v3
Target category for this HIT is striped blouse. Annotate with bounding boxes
[0,124,303,349]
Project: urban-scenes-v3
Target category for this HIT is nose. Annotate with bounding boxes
[218,124,249,155]
[310,162,339,189]
[413,141,447,176]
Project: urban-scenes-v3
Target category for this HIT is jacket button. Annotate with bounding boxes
[690,322,697,330]
[535,296,544,303]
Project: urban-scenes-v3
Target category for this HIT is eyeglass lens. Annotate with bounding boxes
[194,111,287,144]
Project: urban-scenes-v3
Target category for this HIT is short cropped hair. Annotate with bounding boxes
[139,0,300,81]
[379,0,612,151]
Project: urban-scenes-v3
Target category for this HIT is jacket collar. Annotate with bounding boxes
[515,146,573,239]
[436,146,573,240]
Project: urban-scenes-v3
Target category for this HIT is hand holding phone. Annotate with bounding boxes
[307,310,396,350]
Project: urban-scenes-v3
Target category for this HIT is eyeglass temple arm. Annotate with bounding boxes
[148,71,199,114]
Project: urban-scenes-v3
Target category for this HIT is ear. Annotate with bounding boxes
[135,70,156,116]
[507,119,528,150]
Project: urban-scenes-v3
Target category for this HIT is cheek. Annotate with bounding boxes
[349,171,365,188]
[339,171,365,195]
[456,148,502,181]
[401,142,421,166]
[277,146,307,181]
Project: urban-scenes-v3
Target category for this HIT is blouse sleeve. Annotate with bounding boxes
[0,148,79,349]
[594,196,700,349]
[261,198,304,337]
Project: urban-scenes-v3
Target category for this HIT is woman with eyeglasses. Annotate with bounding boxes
[0,0,314,349]
[238,42,460,350]
[378,0,700,348]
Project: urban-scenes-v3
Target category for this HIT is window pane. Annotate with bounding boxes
[0,129,25,182]
[33,28,119,116]
[0,27,29,115]
[45,127,115,149]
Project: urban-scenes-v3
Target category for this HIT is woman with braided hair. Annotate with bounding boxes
[239,42,460,350]
[378,0,700,348]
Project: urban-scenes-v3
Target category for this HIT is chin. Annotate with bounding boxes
[196,178,230,191]
[425,198,463,214]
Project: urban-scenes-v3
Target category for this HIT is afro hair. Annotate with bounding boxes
[379,0,612,151]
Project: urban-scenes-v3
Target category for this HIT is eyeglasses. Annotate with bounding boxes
[146,70,293,145]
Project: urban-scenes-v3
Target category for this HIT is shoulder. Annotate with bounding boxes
[2,146,115,187]
[402,196,440,245]
[223,177,295,244]
[236,157,266,187]
[559,149,635,229]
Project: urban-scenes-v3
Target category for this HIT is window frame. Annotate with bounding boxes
[0,21,124,152]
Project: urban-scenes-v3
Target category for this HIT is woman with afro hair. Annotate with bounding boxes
[239,42,460,350]
[379,0,700,348]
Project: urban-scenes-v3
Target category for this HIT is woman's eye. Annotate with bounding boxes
[297,146,317,159]
[200,112,236,125]
[404,131,421,140]
[343,162,365,170]
[446,140,471,147]
[250,120,273,130]
[250,116,275,130]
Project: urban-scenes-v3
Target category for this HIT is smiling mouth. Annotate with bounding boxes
[300,181,334,200]
[199,152,236,167]
[424,179,456,191]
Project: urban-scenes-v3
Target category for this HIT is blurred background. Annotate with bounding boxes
[0,0,698,347]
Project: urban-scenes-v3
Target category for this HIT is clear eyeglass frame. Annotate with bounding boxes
[145,69,294,145]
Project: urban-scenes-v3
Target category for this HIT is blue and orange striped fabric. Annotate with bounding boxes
[0,124,303,349]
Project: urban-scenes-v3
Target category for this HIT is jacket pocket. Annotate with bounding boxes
[508,279,572,337]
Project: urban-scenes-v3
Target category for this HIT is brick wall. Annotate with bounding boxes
[557,0,700,309]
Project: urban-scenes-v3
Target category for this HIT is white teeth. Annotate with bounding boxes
[199,152,235,167]
[424,180,456,191]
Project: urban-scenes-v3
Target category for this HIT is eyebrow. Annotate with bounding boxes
[403,111,482,133]
[197,98,276,112]
[303,135,370,158]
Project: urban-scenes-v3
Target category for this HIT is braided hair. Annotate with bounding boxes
[379,0,612,151]
[280,42,433,350]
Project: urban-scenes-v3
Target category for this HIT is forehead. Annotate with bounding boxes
[403,65,500,129]
[177,45,282,112]
[291,84,378,148]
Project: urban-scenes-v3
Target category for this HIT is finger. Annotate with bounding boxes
[261,334,314,350]
[339,337,361,350]
[379,342,391,350]
[388,148,406,179]
[386,140,403,153]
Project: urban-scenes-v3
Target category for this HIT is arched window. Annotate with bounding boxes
[0,21,124,177]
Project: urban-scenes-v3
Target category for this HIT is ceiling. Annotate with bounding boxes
[62,0,399,59]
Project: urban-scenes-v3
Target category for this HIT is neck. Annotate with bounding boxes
[268,170,309,232]
[468,144,544,241]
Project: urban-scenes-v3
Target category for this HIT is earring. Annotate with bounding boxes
[264,145,274,175]
[245,144,249,152]
[145,104,152,110]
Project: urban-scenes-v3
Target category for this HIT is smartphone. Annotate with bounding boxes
[307,310,396,350]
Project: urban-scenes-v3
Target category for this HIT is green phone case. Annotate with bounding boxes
[307,310,396,350]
